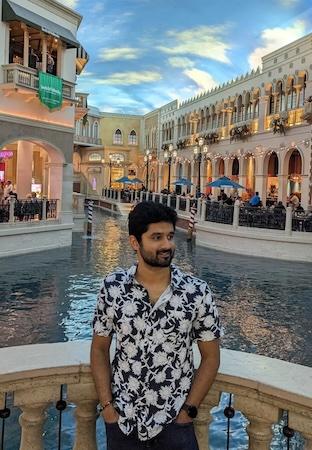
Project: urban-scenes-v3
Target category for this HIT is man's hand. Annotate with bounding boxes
[102,404,120,424]
[174,409,193,424]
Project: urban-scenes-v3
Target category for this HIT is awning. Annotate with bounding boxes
[2,0,80,48]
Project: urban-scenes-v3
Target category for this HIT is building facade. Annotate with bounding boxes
[0,0,87,256]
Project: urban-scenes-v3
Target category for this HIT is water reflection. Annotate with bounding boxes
[0,210,311,368]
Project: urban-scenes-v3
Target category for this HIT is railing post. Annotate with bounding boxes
[159,193,163,204]
[176,195,180,211]
[194,388,220,450]
[140,191,143,202]
[233,204,239,229]
[146,192,150,202]
[285,206,293,235]
[118,190,121,202]
[152,192,156,202]
[167,194,171,207]
[196,198,201,217]
[200,201,207,222]
[235,398,280,450]
[42,199,47,221]
[186,197,191,213]
[9,197,15,223]
[289,412,312,450]
[68,384,98,450]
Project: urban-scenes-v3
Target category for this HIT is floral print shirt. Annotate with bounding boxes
[93,265,222,441]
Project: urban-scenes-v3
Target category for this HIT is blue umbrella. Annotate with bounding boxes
[114,176,135,184]
[206,176,245,189]
[172,177,193,186]
[131,177,144,184]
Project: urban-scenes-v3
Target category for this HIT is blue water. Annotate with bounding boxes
[0,210,311,449]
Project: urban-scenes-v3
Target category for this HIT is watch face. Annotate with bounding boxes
[188,406,198,419]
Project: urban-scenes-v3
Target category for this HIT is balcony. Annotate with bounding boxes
[1,64,75,101]
[74,134,102,146]
[303,101,312,124]
[0,342,311,449]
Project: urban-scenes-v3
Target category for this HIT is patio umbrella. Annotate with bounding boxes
[114,176,135,184]
[171,177,193,186]
[131,177,144,184]
[206,176,245,189]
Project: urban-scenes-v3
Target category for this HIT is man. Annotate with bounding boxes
[249,191,261,207]
[91,201,222,450]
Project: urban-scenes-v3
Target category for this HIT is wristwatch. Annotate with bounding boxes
[181,403,198,419]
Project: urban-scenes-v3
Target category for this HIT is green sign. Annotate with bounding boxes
[38,71,63,110]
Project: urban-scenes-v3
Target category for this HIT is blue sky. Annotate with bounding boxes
[62,0,312,114]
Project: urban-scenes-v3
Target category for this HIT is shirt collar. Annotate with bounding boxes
[125,264,185,290]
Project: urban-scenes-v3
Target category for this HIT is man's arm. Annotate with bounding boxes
[176,338,220,423]
[90,334,119,423]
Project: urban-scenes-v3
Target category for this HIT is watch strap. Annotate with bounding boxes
[98,400,113,412]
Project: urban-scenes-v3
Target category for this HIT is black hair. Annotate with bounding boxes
[128,201,177,242]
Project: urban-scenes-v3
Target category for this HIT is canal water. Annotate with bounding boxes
[0,209,311,449]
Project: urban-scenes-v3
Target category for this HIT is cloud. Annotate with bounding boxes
[78,71,94,78]
[99,47,142,61]
[183,69,218,91]
[94,71,162,85]
[59,0,78,9]
[157,25,231,64]
[278,0,299,6]
[248,20,306,69]
[168,57,194,69]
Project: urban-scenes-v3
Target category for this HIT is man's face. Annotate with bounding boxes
[131,221,176,267]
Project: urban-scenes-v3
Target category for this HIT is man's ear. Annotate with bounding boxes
[129,235,140,251]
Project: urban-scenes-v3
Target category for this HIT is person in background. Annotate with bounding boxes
[289,193,300,209]
[91,201,222,450]
[295,203,305,214]
[249,191,261,207]
[273,201,286,213]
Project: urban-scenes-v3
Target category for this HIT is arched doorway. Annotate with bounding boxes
[218,159,225,176]
[0,139,65,201]
[287,148,302,200]
[266,152,279,203]
[231,157,239,181]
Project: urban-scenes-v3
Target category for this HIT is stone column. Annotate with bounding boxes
[176,195,180,211]
[233,204,239,228]
[41,34,47,73]
[19,405,47,450]
[16,141,33,199]
[191,161,196,195]
[258,96,269,132]
[285,206,292,235]
[200,200,206,221]
[57,41,63,77]
[22,24,29,67]
[200,160,206,193]
[278,174,288,206]
[60,163,73,224]
[235,398,279,450]
[289,411,312,450]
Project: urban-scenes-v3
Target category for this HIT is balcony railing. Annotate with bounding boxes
[2,64,75,100]
[303,101,312,123]
[74,135,102,146]
[0,342,311,450]
[0,198,58,224]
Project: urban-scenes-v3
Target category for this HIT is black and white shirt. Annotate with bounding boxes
[93,265,222,441]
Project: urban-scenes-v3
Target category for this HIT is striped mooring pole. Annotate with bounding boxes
[187,205,197,241]
[87,201,93,236]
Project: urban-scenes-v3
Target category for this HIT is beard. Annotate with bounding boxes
[139,245,175,267]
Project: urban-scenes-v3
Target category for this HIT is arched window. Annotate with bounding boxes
[269,94,274,115]
[177,118,181,137]
[275,81,285,112]
[128,130,137,145]
[232,158,239,176]
[75,120,81,135]
[287,79,296,110]
[254,100,259,118]
[83,120,89,137]
[217,113,223,127]
[88,153,102,162]
[237,95,243,122]
[299,74,307,106]
[245,93,251,120]
[113,129,122,144]
[93,122,99,138]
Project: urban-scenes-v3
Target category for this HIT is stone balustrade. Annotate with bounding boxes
[0,342,311,449]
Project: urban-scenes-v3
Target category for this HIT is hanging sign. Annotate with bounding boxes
[0,150,13,158]
[38,71,63,110]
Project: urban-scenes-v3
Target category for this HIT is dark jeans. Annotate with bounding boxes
[105,421,199,450]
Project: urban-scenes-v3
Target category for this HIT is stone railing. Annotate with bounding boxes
[2,64,75,100]
[0,342,311,449]
[74,135,102,146]
[0,198,59,224]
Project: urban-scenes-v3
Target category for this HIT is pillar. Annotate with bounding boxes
[61,163,73,224]
[41,34,47,73]
[16,141,33,198]
[57,41,63,77]
[191,161,196,195]
[278,174,288,206]
[258,96,269,132]
[22,24,29,67]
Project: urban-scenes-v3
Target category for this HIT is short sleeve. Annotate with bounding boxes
[192,285,223,342]
[92,279,114,336]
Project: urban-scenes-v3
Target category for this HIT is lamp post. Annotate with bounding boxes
[109,154,113,187]
[193,137,208,197]
[144,149,152,189]
[164,143,177,192]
